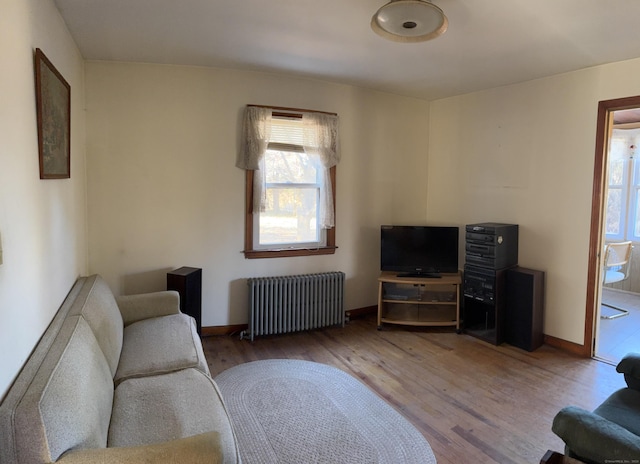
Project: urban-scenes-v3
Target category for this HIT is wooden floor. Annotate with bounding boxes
[202,315,626,464]
[598,288,640,364]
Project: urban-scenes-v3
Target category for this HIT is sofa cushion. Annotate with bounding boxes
[67,274,123,377]
[4,316,114,463]
[116,291,181,326]
[114,313,209,385]
[109,369,240,463]
[56,431,223,464]
[594,388,640,437]
[552,405,640,463]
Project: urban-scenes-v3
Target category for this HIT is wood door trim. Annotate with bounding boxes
[585,95,640,357]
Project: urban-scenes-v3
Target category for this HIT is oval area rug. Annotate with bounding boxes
[214,359,437,464]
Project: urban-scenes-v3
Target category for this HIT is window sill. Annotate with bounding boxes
[243,246,338,259]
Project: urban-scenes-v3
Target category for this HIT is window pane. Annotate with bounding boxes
[606,188,622,235]
[259,187,319,245]
[265,150,318,184]
[609,159,625,185]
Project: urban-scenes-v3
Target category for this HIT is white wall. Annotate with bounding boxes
[7,5,638,401]
[428,57,640,345]
[0,0,87,399]
[84,61,430,326]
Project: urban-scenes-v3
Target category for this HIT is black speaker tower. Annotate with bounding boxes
[167,267,203,336]
[505,267,545,352]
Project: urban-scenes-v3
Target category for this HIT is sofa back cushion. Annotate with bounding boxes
[1,316,114,463]
[68,274,123,377]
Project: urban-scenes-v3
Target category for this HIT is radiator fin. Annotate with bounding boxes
[245,272,345,341]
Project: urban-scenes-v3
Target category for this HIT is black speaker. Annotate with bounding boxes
[505,267,544,351]
[167,267,202,336]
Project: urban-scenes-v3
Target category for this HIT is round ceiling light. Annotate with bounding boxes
[371,0,448,43]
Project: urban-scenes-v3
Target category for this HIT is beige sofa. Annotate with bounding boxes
[0,275,240,463]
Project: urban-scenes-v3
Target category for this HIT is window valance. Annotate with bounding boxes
[237,105,340,229]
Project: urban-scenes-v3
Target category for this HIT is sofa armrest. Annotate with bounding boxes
[552,406,640,463]
[56,432,228,464]
[617,353,640,390]
[116,291,181,326]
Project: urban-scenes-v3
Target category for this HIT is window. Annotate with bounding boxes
[238,106,339,259]
[257,118,324,250]
[605,128,640,241]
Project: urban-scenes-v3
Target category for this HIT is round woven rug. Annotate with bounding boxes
[214,359,436,464]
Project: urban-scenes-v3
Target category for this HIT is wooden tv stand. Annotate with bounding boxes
[377,271,461,331]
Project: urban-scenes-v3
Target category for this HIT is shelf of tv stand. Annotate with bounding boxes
[377,271,461,331]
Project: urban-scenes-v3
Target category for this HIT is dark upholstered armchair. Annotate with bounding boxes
[551,353,640,464]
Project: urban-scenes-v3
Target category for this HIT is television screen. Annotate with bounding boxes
[381,225,459,277]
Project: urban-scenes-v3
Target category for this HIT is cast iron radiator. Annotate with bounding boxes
[243,272,345,341]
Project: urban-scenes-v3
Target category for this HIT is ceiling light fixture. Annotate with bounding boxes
[371,0,448,43]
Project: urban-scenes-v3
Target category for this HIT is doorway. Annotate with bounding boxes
[587,96,640,364]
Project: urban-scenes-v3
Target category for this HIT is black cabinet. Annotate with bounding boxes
[463,267,508,345]
[505,267,545,351]
[167,267,202,336]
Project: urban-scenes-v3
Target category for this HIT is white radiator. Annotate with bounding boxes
[243,272,345,341]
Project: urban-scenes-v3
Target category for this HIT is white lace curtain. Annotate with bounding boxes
[236,106,340,229]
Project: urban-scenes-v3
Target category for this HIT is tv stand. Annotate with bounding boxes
[377,271,461,332]
[396,272,441,279]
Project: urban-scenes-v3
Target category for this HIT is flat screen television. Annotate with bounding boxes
[380,225,459,277]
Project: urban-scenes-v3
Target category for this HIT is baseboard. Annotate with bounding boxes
[201,324,247,337]
[543,334,588,357]
[201,308,590,358]
[201,306,378,336]
[602,286,635,296]
[346,305,377,320]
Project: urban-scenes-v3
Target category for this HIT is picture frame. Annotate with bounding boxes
[34,48,70,179]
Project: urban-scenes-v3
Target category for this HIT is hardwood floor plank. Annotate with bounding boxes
[202,315,625,463]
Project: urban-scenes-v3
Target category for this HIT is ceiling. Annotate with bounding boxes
[614,109,640,126]
[53,0,640,101]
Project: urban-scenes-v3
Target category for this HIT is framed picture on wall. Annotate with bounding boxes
[34,48,70,179]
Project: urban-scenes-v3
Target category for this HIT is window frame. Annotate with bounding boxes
[605,156,629,241]
[628,158,640,241]
[605,129,640,242]
[243,167,337,259]
[252,144,325,250]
